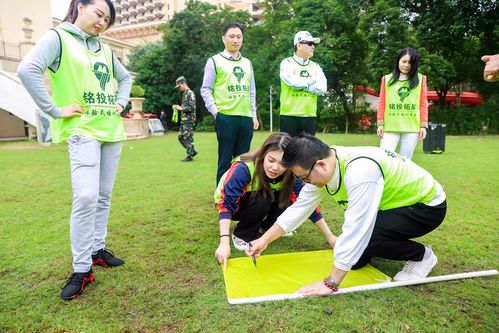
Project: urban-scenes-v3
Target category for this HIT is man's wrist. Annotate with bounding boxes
[323,275,339,291]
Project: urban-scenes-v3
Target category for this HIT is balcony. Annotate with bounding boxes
[0,41,21,60]
[137,6,146,13]
[121,11,130,18]
[115,4,123,11]
[145,2,154,10]
[154,11,164,19]
[128,0,138,6]
[153,0,164,8]
[121,2,130,9]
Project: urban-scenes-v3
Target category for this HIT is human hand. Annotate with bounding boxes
[419,127,427,140]
[213,112,218,120]
[60,104,84,118]
[116,103,124,114]
[481,54,499,82]
[296,280,334,296]
[376,125,384,139]
[245,237,267,258]
[173,104,182,111]
[252,117,259,130]
[215,242,231,271]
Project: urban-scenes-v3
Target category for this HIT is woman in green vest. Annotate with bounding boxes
[214,132,336,269]
[18,0,131,300]
[376,48,428,160]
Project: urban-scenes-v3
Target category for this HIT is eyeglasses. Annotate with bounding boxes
[300,41,315,46]
[298,160,317,184]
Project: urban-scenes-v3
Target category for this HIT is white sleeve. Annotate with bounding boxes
[275,183,322,233]
[307,65,327,95]
[279,59,313,90]
[333,159,384,271]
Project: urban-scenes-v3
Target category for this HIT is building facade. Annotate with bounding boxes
[103,0,265,44]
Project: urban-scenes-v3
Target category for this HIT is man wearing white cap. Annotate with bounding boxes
[279,31,327,137]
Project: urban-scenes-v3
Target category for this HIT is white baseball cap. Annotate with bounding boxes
[293,31,320,46]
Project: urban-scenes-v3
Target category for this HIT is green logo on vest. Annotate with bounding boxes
[93,62,110,91]
[232,66,245,83]
[300,70,310,77]
[397,87,411,102]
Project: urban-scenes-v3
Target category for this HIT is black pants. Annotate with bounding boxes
[215,113,253,184]
[352,201,447,270]
[232,191,287,242]
[280,115,317,137]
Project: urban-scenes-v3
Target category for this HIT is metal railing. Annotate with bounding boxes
[0,41,21,60]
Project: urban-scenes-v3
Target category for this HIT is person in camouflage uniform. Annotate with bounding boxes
[174,76,198,162]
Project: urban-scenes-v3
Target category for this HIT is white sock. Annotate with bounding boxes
[422,246,432,260]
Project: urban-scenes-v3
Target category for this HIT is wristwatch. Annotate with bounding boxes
[323,275,339,291]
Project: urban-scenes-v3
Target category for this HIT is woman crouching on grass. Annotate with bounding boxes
[214,132,337,269]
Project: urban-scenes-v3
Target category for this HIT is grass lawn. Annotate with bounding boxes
[0,132,497,332]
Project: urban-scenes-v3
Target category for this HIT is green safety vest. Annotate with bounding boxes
[214,160,282,204]
[383,73,422,133]
[327,146,438,211]
[280,57,318,117]
[49,28,125,143]
[212,53,252,117]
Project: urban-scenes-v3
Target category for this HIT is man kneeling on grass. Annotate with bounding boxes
[247,134,447,295]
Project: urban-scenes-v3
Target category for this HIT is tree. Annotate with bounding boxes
[359,0,412,92]
[292,0,368,133]
[400,0,497,107]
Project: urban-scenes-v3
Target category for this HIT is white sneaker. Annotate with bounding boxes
[393,248,438,281]
[232,234,248,251]
[283,230,296,237]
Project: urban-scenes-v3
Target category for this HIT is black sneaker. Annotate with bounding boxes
[60,270,94,300]
[92,248,125,268]
[181,156,193,162]
[191,150,198,157]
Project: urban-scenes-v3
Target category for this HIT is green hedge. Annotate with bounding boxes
[429,102,498,135]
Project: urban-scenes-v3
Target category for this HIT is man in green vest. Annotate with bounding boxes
[201,22,259,184]
[279,31,327,137]
[247,134,447,295]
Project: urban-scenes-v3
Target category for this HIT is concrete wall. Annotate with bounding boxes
[0,0,52,46]
[0,109,26,138]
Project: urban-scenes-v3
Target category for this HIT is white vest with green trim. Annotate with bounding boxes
[383,73,423,133]
[280,57,318,117]
[214,160,282,204]
[49,28,125,143]
[212,53,252,117]
[328,146,439,211]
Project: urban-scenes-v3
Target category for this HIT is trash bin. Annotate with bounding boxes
[423,123,446,154]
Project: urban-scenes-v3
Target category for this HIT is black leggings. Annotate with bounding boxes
[352,200,447,269]
[232,191,287,242]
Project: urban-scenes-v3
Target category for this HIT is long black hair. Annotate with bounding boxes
[389,47,420,90]
[63,0,116,28]
[240,132,294,208]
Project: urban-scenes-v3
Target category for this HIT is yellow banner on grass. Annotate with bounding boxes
[222,250,391,303]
